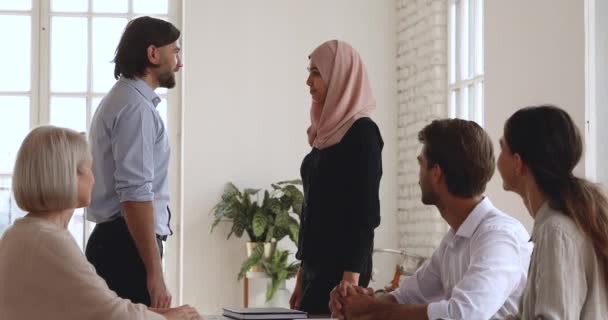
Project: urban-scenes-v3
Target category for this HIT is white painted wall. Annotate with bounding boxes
[485,0,586,230]
[181,0,398,313]
[595,0,608,187]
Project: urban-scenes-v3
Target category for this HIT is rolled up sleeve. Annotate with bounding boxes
[111,103,157,203]
[391,242,444,305]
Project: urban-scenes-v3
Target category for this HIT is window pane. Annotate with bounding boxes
[475,0,484,75]
[92,18,127,93]
[157,99,168,130]
[0,96,29,174]
[449,3,457,84]
[0,212,7,236]
[468,84,477,123]
[0,0,31,11]
[155,87,167,95]
[459,86,469,120]
[0,175,25,237]
[459,0,470,80]
[0,176,11,236]
[93,0,127,13]
[450,90,458,118]
[51,0,87,12]
[92,97,103,121]
[475,81,484,124]
[51,17,88,92]
[68,208,85,250]
[0,16,30,91]
[133,0,168,14]
[50,97,87,133]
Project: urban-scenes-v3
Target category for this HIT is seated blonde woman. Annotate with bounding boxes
[0,126,201,320]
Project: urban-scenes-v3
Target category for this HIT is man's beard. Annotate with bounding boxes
[420,183,438,205]
[158,69,176,89]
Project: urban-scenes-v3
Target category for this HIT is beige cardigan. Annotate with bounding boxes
[518,203,608,319]
[0,217,165,320]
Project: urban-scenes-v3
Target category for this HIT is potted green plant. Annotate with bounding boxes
[210,180,303,271]
[238,247,300,302]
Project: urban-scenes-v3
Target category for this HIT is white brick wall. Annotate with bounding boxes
[396,0,449,258]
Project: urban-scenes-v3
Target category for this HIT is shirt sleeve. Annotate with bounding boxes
[391,238,445,305]
[527,225,586,319]
[427,228,527,320]
[111,103,158,203]
[39,232,165,320]
[342,122,383,273]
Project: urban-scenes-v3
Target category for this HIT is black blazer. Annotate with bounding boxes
[296,117,383,278]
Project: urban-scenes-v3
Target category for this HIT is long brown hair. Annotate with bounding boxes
[504,105,608,287]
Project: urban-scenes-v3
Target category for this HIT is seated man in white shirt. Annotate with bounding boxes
[329,118,533,320]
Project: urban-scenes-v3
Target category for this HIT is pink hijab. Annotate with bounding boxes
[307,40,376,149]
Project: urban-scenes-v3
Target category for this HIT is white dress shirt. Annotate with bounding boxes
[391,197,532,320]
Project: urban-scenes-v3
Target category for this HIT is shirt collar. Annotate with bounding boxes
[119,77,162,107]
[454,196,494,238]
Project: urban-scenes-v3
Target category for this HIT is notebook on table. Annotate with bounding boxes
[222,307,308,319]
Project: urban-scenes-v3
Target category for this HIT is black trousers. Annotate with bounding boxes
[299,261,372,315]
[85,217,164,306]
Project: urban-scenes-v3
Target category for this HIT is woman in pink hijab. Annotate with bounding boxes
[290,40,383,315]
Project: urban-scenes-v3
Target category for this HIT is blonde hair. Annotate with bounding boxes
[12,126,90,212]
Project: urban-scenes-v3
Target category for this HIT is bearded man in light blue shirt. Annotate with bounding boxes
[86,16,182,309]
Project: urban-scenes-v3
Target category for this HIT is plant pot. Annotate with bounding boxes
[264,280,291,308]
[246,241,277,272]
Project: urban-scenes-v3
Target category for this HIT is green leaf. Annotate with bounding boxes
[276,179,302,185]
[268,200,282,216]
[252,210,267,237]
[223,182,240,199]
[231,216,247,239]
[288,219,299,244]
[256,249,301,301]
[273,227,288,242]
[275,211,290,228]
[243,188,261,197]
[281,185,303,215]
[210,215,222,233]
[278,269,288,282]
[266,278,280,301]
[262,190,270,207]
[238,246,263,280]
[265,226,275,242]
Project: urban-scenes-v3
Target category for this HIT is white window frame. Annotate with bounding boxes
[584,0,597,181]
[448,0,484,124]
[0,0,184,304]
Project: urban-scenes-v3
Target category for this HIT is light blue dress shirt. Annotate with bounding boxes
[87,77,171,236]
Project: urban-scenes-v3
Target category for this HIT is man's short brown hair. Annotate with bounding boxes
[418,119,495,198]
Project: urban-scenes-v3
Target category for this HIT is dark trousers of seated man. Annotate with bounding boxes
[86,217,164,306]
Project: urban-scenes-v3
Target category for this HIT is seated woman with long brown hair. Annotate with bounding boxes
[497,106,608,319]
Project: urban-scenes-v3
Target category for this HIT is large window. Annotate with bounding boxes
[448,0,484,124]
[0,1,178,251]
